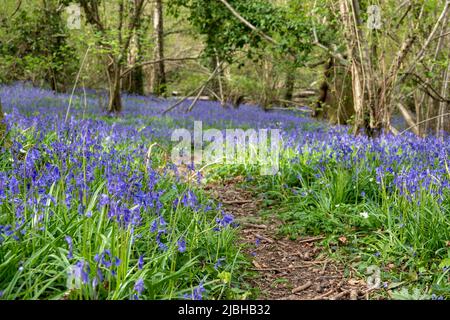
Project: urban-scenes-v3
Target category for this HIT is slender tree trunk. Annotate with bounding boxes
[123,1,144,95]
[283,68,295,102]
[152,0,166,96]
[339,0,371,134]
[209,53,224,101]
[0,97,5,145]
[313,58,333,118]
[437,63,450,135]
[107,61,123,113]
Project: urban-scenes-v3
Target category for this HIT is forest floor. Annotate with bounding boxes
[205,176,370,300]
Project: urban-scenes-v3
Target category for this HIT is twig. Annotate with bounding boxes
[255,234,274,243]
[312,289,334,300]
[292,281,313,294]
[330,290,349,300]
[399,112,450,135]
[218,0,277,45]
[297,236,325,244]
[221,199,253,205]
[162,61,225,114]
[65,46,91,123]
[186,83,207,112]
[187,61,226,112]
[145,142,168,173]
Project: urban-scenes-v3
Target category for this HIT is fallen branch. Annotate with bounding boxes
[292,281,313,294]
[330,290,349,300]
[312,289,334,300]
[399,112,450,135]
[162,61,225,114]
[186,83,207,112]
[221,199,254,205]
[255,234,275,244]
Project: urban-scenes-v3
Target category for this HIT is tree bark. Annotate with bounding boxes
[283,68,295,102]
[339,0,418,136]
[152,0,166,96]
[107,61,123,113]
[437,63,450,135]
[123,0,144,95]
[0,97,5,145]
[80,0,145,112]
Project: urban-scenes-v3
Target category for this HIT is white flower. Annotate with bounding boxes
[360,211,369,219]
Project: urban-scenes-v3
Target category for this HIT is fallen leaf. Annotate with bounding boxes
[338,236,347,244]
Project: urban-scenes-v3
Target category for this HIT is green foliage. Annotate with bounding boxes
[168,0,313,65]
[0,2,78,89]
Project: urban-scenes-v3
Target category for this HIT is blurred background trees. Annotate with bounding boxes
[0,0,448,135]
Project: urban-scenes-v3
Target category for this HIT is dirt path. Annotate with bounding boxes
[205,177,369,300]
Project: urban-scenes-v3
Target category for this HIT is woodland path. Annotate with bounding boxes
[205,177,370,300]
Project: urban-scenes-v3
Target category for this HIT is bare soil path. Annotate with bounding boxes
[205,177,369,300]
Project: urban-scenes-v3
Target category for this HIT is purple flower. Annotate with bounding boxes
[138,255,144,270]
[177,238,186,253]
[72,260,90,284]
[214,258,225,270]
[184,282,206,300]
[150,220,158,233]
[134,278,144,296]
[65,236,73,259]
[215,213,236,230]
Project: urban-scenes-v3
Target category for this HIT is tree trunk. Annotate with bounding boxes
[437,63,450,135]
[152,0,166,96]
[283,68,295,102]
[314,58,354,125]
[0,97,5,145]
[123,0,144,95]
[107,62,123,114]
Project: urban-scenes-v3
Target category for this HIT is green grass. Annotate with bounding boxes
[208,139,450,299]
[0,124,252,300]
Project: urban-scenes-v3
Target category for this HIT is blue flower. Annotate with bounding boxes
[138,255,144,270]
[65,236,73,259]
[184,282,206,300]
[177,238,186,253]
[215,213,236,230]
[72,260,90,285]
[214,258,225,270]
[134,278,144,296]
[150,220,158,233]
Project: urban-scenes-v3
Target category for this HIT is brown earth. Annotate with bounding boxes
[204,177,370,300]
